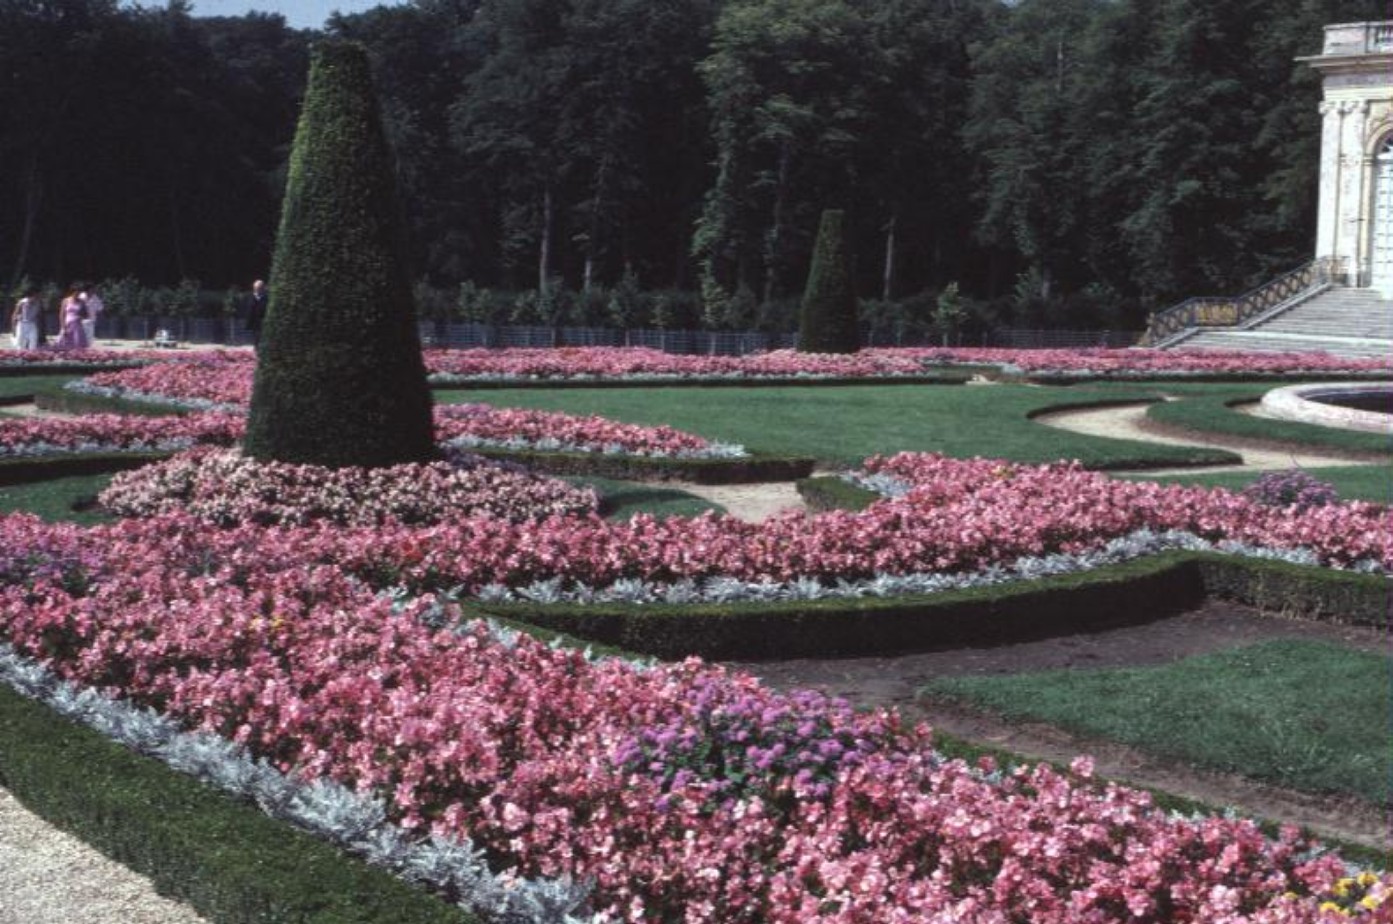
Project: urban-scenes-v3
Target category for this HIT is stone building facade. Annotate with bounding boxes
[1301,21,1393,294]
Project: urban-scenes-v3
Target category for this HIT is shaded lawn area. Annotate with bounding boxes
[0,373,79,400]
[921,640,1392,805]
[1120,464,1393,505]
[567,476,724,520]
[438,382,1244,468]
[0,472,116,524]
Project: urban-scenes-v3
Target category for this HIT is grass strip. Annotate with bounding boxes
[0,373,81,400]
[0,684,475,924]
[921,640,1392,806]
[573,476,725,519]
[1146,389,1393,456]
[437,383,1244,468]
[0,471,118,524]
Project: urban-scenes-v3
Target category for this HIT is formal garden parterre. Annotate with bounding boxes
[0,343,1390,922]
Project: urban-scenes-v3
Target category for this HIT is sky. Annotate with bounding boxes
[186,0,405,30]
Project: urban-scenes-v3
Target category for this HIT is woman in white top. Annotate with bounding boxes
[11,289,43,350]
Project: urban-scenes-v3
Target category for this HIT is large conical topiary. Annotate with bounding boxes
[244,41,435,469]
[797,209,860,354]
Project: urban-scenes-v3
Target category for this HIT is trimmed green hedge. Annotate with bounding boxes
[797,209,860,354]
[473,448,815,484]
[0,684,475,924]
[795,474,879,512]
[0,452,169,485]
[478,553,1211,660]
[1195,555,1391,626]
[481,552,1389,661]
[34,384,189,417]
[245,41,436,469]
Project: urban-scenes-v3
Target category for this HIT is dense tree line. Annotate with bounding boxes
[1,0,1384,331]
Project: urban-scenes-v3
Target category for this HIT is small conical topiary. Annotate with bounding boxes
[244,41,435,469]
[797,209,860,354]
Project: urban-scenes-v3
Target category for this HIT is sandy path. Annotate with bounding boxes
[1033,401,1386,474]
[667,479,809,522]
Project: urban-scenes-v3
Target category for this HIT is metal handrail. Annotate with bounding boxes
[1139,258,1338,347]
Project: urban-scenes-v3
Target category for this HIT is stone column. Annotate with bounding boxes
[1338,100,1371,284]
[1314,101,1343,273]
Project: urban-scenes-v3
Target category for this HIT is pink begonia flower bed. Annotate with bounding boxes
[0,401,724,460]
[910,346,1393,376]
[97,446,598,526]
[80,346,1391,401]
[0,412,243,455]
[422,345,930,379]
[265,455,1386,597]
[0,510,1387,922]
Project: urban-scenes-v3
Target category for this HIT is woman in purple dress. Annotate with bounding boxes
[54,286,89,350]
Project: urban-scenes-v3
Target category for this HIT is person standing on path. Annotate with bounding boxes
[54,286,89,350]
[79,283,103,346]
[242,279,268,347]
[11,288,43,350]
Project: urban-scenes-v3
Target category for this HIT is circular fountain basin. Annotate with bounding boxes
[1259,382,1393,436]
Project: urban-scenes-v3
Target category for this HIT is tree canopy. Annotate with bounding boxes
[2,0,1385,329]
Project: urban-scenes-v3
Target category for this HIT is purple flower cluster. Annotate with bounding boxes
[1242,469,1340,511]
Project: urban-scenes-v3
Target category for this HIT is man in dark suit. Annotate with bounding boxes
[243,279,268,347]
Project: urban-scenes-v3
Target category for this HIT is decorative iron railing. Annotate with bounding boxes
[1139,258,1340,347]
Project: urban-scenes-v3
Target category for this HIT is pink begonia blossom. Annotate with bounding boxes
[97,447,597,526]
[0,412,243,455]
[0,517,1384,921]
[82,346,1391,403]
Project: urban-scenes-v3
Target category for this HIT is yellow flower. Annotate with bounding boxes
[1360,894,1382,910]
[1356,872,1379,889]
[1318,901,1347,916]
[1333,879,1353,898]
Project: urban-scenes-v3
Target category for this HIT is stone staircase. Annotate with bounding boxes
[1178,287,1393,359]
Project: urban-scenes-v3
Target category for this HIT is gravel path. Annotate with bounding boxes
[1033,400,1385,474]
[0,788,208,924]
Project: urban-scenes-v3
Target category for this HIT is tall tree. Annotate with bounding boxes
[964,0,1107,310]
[694,0,880,308]
[244,41,435,469]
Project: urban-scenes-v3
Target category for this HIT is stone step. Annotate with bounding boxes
[1181,329,1393,360]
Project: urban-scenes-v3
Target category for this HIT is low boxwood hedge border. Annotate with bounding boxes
[0,361,143,377]
[0,684,475,924]
[34,385,192,417]
[0,451,171,485]
[472,447,815,484]
[478,552,1389,662]
[795,474,879,511]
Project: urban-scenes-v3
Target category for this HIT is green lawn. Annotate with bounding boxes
[569,476,724,519]
[0,373,79,400]
[921,640,1392,805]
[439,383,1243,468]
[1144,384,1393,456]
[0,472,115,524]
